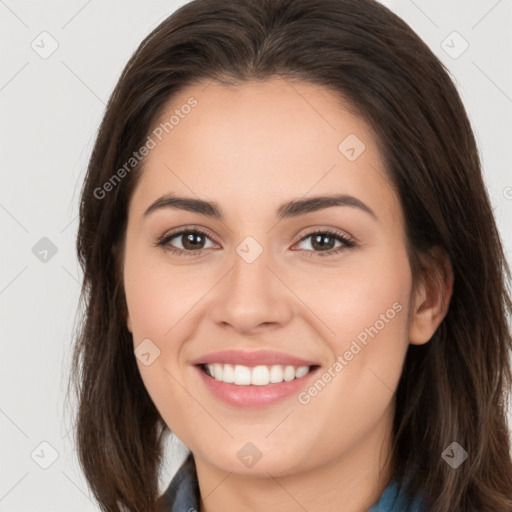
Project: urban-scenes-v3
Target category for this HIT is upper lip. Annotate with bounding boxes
[190,349,320,367]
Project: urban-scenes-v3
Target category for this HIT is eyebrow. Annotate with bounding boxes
[143,192,377,221]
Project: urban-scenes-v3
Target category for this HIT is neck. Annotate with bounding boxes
[195,407,395,512]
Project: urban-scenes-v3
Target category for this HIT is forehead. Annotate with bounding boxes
[129,78,401,226]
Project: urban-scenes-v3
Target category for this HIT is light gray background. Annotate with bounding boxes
[1,0,511,510]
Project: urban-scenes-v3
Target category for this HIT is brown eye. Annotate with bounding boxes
[156,228,217,256]
[179,231,207,250]
[294,229,356,257]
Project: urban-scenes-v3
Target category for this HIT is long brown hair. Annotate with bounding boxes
[68,0,512,510]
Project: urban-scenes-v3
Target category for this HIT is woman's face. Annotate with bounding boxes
[123,78,423,477]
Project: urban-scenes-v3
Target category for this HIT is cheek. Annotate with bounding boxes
[123,246,199,427]
[290,252,411,456]
[308,249,411,340]
[311,246,412,388]
[123,245,196,340]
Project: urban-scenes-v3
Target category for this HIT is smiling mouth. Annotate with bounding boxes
[199,363,320,386]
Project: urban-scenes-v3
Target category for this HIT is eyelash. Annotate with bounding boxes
[154,226,356,258]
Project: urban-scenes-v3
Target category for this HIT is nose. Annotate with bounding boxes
[208,245,294,335]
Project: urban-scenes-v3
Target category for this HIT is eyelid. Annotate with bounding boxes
[294,226,355,243]
[160,224,219,244]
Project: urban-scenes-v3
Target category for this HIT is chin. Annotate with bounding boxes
[196,439,312,478]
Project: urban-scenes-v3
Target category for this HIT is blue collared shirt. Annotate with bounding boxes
[157,453,429,511]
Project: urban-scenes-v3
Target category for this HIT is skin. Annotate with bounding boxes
[123,78,452,512]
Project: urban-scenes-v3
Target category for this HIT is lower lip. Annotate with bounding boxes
[194,365,321,408]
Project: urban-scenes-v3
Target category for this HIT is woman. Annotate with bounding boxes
[69,0,512,511]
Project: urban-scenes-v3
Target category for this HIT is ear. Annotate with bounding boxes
[409,246,454,345]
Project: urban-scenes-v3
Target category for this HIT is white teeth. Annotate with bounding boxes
[203,363,312,385]
[213,363,223,381]
[234,365,252,385]
[269,365,283,383]
[283,365,296,382]
[295,366,309,378]
[222,363,235,383]
[251,365,269,386]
